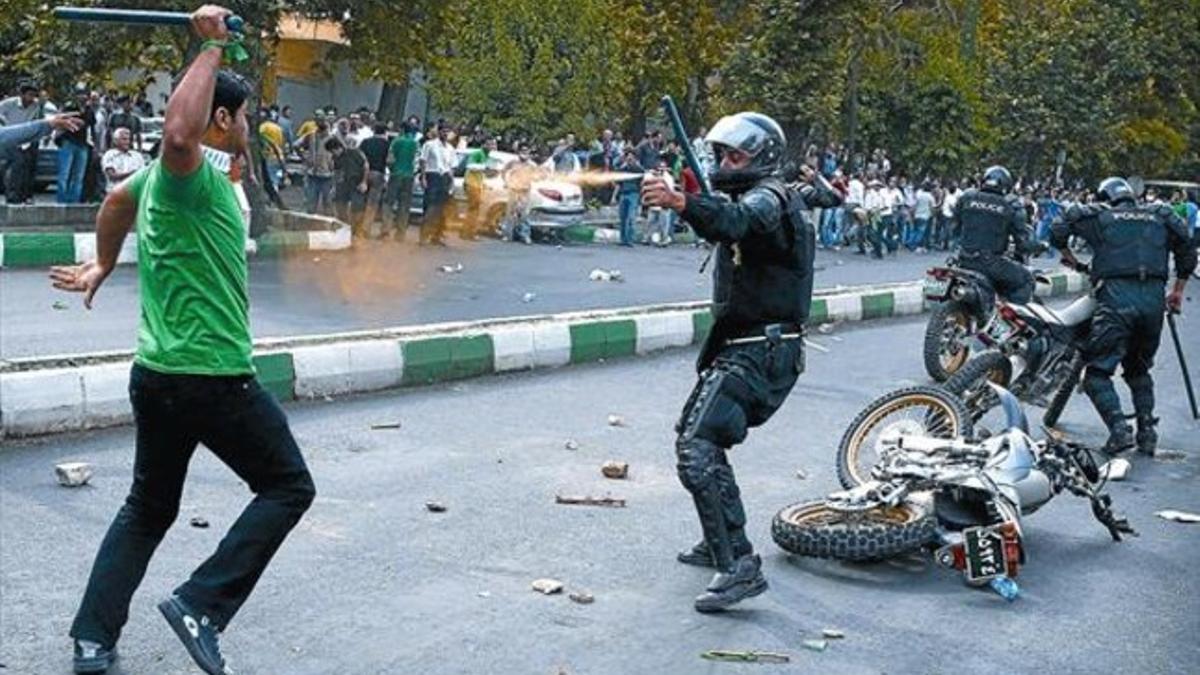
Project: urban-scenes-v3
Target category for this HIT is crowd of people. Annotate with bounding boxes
[0,79,159,205]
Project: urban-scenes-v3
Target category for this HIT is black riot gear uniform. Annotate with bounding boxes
[952,185,1039,304]
[1052,200,1196,454]
[672,115,841,611]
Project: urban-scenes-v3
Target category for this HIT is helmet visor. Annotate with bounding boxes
[705,115,769,157]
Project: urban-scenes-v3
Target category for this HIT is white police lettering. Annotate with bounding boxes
[968,200,1008,215]
[1115,212,1157,222]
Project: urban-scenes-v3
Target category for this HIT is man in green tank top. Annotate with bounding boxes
[50,7,314,675]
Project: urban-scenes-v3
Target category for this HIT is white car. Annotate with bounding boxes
[426,149,585,232]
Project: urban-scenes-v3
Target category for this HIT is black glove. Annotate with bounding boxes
[1072,260,1090,274]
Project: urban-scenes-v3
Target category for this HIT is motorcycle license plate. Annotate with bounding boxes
[963,526,1008,582]
[924,278,950,300]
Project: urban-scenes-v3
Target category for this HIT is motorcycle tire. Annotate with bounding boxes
[837,386,974,488]
[923,301,976,382]
[772,498,936,562]
[941,351,1014,423]
[1043,354,1084,428]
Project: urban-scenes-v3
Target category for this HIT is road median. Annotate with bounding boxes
[0,270,1087,439]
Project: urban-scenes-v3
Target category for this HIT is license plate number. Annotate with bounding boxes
[963,526,1008,582]
[924,278,949,300]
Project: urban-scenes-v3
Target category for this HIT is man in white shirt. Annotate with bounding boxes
[418,124,457,245]
[101,128,145,188]
[910,182,935,252]
[880,177,903,254]
[862,179,887,258]
[940,181,961,250]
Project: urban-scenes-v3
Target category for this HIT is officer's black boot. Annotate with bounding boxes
[1135,415,1158,456]
[1083,370,1133,455]
[677,539,714,567]
[694,552,768,613]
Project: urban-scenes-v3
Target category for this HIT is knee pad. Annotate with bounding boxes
[675,437,723,494]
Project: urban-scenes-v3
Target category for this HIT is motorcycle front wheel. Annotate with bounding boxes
[837,386,974,488]
[772,498,936,561]
[941,350,1014,423]
[923,301,976,382]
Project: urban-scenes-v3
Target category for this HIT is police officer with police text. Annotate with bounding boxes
[953,165,1043,304]
[642,113,841,612]
[1052,177,1195,455]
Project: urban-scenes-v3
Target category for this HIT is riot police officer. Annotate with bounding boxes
[641,113,841,612]
[1052,177,1195,455]
[953,166,1043,304]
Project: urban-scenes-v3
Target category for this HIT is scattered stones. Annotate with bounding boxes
[1155,510,1200,524]
[801,639,828,652]
[701,650,790,664]
[189,517,210,529]
[425,501,448,513]
[476,591,491,598]
[555,495,627,508]
[52,300,68,310]
[1100,458,1131,481]
[817,323,835,335]
[531,578,564,595]
[568,590,595,605]
[606,414,626,427]
[601,461,629,479]
[54,462,93,487]
[522,292,537,303]
[564,439,580,451]
[795,468,809,480]
[1154,449,1188,463]
[370,422,402,430]
[821,629,845,640]
[439,263,465,274]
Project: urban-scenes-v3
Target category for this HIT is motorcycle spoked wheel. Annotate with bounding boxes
[772,498,936,562]
[941,351,1014,423]
[1042,354,1084,428]
[837,386,974,488]
[923,302,976,382]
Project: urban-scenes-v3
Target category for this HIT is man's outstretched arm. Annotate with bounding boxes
[160,5,231,177]
[49,177,140,309]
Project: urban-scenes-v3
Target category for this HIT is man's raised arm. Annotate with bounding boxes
[160,5,231,177]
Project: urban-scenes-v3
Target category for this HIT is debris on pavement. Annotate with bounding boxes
[370,422,402,430]
[817,323,835,335]
[425,501,448,513]
[1154,449,1188,463]
[804,338,830,354]
[568,590,595,605]
[1100,458,1131,481]
[588,268,624,282]
[54,462,93,487]
[606,414,626,427]
[564,439,580,451]
[795,468,808,480]
[821,629,845,640]
[701,650,790,664]
[52,300,69,310]
[531,578,564,595]
[522,292,537,303]
[601,461,629,479]
[189,517,210,529]
[476,591,491,598]
[802,639,829,652]
[439,263,465,274]
[1155,510,1200,524]
[555,495,627,508]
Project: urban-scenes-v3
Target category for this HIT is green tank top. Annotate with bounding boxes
[126,156,253,375]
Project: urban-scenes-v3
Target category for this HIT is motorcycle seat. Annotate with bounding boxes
[1019,296,1097,328]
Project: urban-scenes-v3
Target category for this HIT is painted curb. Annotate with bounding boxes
[0,270,1088,439]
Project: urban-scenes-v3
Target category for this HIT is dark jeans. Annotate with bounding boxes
[385,174,414,238]
[70,364,315,647]
[3,143,37,203]
[421,172,451,243]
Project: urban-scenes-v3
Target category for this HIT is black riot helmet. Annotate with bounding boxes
[981,165,1013,194]
[705,112,786,193]
[1096,177,1136,206]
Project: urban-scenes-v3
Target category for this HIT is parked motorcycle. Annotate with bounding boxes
[922,257,1051,382]
[774,385,1132,598]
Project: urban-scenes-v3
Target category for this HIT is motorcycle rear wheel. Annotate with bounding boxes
[772,498,936,561]
[941,350,1014,423]
[1043,354,1084,428]
[837,386,974,488]
[923,302,975,382]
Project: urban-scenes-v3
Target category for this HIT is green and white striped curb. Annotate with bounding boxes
[0,226,352,268]
[0,269,1087,439]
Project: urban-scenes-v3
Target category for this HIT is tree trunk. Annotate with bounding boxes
[377,81,409,122]
[843,37,864,159]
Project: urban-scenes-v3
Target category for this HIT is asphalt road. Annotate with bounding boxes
[0,241,937,359]
[1,312,1197,675]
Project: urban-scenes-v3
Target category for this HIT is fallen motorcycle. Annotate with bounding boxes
[774,385,1133,599]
